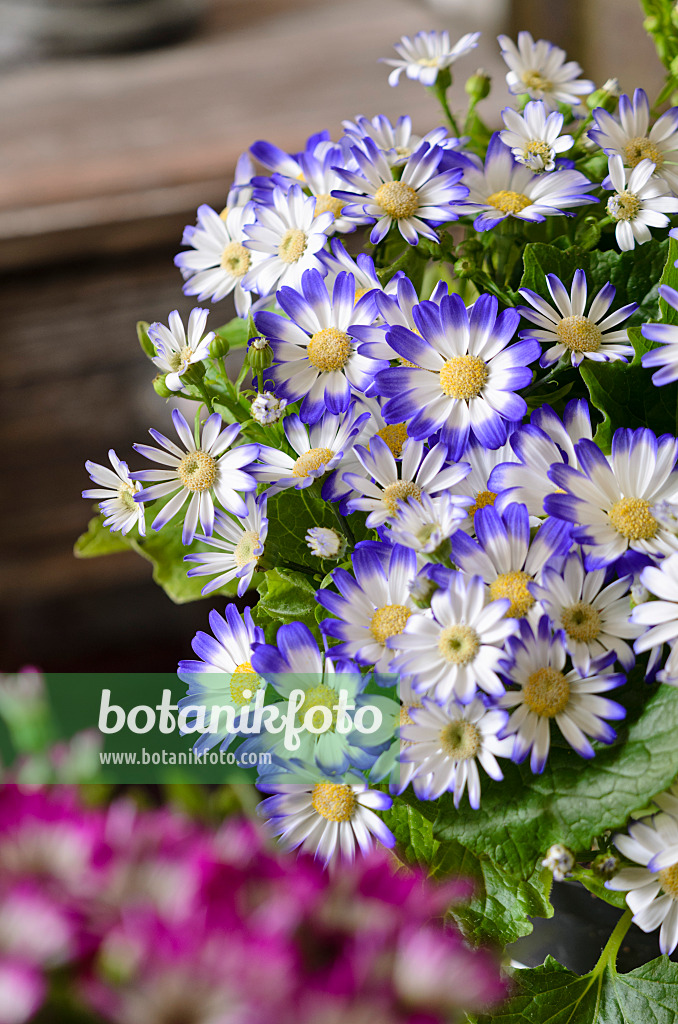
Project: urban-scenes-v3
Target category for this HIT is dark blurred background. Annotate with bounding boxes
[0,0,663,672]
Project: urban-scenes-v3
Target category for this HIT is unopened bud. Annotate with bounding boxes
[180,361,207,388]
[408,573,438,609]
[592,853,619,880]
[248,336,273,373]
[210,332,231,359]
[137,320,155,358]
[251,391,287,425]
[465,68,491,103]
[305,527,346,560]
[152,374,174,398]
[541,843,575,881]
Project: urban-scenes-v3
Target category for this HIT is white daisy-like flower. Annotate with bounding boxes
[389,571,518,702]
[297,143,369,236]
[341,114,455,168]
[448,438,519,536]
[463,134,597,231]
[500,616,626,773]
[369,679,434,797]
[499,100,573,173]
[642,284,678,387]
[545,427,678,568]
[343,437,471,528]
[241,184,333,295]
[532,549,641,674]
[184,493,267,597]
[257,762,395,866]
[590,88,678,196]
[381,30,480,88]
[386,491,470,555]
[83,449,145,537]
[605,154,678,251]
[606,812,678,954]
[518,270,636,368]
[353,274,450,364]
[250,391,287,425]
[252,407,368,495]
[632,551,678,685]
[131,410,259,545]
[333,138,469,245]
[174,203,265,316]
[498,31,594,109]
[148,308,214,392]
[319,237,400,323]
[400,696,512,806]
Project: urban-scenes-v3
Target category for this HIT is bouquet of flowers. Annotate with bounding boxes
[77,2,678,1018]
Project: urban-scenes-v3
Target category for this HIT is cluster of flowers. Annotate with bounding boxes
[80,28,678,955]
[0,786,505,1024]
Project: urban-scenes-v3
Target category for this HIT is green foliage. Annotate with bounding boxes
[255,567,320,640]
[213,316,251,349]
[74,514,131,558]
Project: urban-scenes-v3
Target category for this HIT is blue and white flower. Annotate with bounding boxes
[295,143,369,235]
[545,428,678,568]
[174,204,264,316]
[184,492,267,597]
[532,549,640,674]
[452,503,572,624]
[147,308,214,392]
[590,88,678,196]
[446,438,519,536]
[255,268,388,423]
[489,401,593,517]
[333,138,469,245]
[518,270,637,367]
[343,436,471,528]
[177,604,265,755]
[341,114,455,167]
[252,406,369,494]
[249,131,332,186]
[388,572,518,702]
[317,542,418,672]
[83,449,145,536]
[369,679,433,797]
[463,134,596,231]
[247,622,398,774]
[381,30,480,88]
[354,274,450,363]
[373,292,537,460]
[319,237,400,322]
[400,696,512,807]
[386,491,470,554]
[632,552,678,685]
[499,617,625,773]
[498,32,594,109]
[642,285,678,386]
[241,184,333,295]
[132,410,259,545]
[499,100,573,173]
[605,155,678,251]
[257,761,395,866]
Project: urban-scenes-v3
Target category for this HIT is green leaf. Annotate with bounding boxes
[481,955,678,1024]
[255,567,322,642]
[264,485,339,569]
[214,316,250,348]
[383,800,553,948]
[74,515,131,558]
[421,685,678,880]
[587,238,669,323]
[130,522,247,604]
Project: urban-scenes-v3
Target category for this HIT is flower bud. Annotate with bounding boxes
[248,336,273,373]
[251,391,287,425]
[152,374,174,398]
[408,573,438,609]
[305,526,346,560]
[180,361,207,388]
[592,853,619,880]
[137,320,155,358]
[541,843,575,881]
[210,332,231,359]
[465,69,491,102]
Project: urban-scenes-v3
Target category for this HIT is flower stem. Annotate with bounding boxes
[592,909,633,975]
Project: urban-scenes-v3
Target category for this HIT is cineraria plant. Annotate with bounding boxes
[77,4,678,1020]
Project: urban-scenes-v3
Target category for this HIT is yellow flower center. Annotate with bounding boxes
[311,782,356,822]
[417,57,441,68]
[370,604,411,645]
[561,601,602,643]
[375,423,409,458]
[467,489,497,522]
[555,315,603,353]
[277,228,308,264]
[440,721,481,760]
[524,140,553,163]
[382,480,422,515]
[177,450,217,492]
[232,530,261,569]
[374,180,419,219]
[354,286,370,303]
[292,447,335,478]
[307,327,353,372]
[167,345,194,372]
[489,570,534,618]
[117,482,138,513]
[623,136,663,170]
[220,240,251,277]
[313,193,345,219]
[607,190,641,222]
[486,189,532,215]
[298,684,339,730]
[523,666,571,717]
[230,662,260,706]
[659,862,678,899]
[521,69,553,93]
[607,497,658,540]
[437,624,480,665]
[439,355,489,400]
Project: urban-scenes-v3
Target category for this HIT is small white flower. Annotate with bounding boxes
[541,843,575,881]
[400,696,512,807]
[632,551,678,685]
[184,493,267,597]
[250,391,287,425]
[381,30,480,88]
[605,154,678,251]
[148,308,214,392]
[499,100,573,173]
[305,526,346,560]
[83,449,145,537]
[607,812,678,954]
[590,88,678,196]
[498,31,594,109]
[387,491,468,555]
